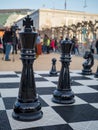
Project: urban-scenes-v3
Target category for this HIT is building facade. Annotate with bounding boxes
[16,8,98,42]
[16,8,98,30]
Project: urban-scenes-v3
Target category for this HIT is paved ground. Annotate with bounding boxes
[0,51,98,130]
[0,52,98,72]
[0,69,98,130]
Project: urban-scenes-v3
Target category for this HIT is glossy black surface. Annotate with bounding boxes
[49,58,58,76]
[82,51,94,75]
[12,15,43,121]
[52,40,75,104]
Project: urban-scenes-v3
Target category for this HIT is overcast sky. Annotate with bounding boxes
[0,0,98,14]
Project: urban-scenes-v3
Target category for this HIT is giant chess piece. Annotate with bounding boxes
[52,38,75,104]
[12,15,43,121]
[49,58,57,76]
[82,51,94,75]
[94,66,98,78]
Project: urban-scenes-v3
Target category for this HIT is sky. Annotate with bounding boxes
[0,0,98,14]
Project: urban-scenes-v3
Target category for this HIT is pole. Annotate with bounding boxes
[64,0,67,10]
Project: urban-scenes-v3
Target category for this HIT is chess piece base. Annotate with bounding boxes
[52,89,75,104]
[12,100,43,121]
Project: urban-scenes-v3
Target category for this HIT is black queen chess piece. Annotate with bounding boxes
[52,38,75,104]
[12,15,43,121]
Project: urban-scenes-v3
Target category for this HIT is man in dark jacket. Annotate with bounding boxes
[3,26,12,61]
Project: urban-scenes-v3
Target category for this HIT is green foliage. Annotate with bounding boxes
[0,13,11,26]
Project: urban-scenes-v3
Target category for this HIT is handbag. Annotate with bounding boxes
[0,44,3,49]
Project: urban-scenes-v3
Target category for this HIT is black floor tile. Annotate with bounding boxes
[52,104,98,123]
[0,110,11,130]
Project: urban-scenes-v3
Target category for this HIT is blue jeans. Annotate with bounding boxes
[5,43,11,60]
[42,45,47,53]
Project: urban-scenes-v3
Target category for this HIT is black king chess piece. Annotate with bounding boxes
[12,15,43,121]
[82,51,94,75]
[49,58,58,76]
[52,38,75,104]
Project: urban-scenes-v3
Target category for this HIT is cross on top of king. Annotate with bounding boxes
[23,15,33,32]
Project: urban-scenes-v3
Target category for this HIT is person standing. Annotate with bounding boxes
[12,33,18,54]
[36,33,42,57]
[50,38,55,52]
[43,34,48,53]
[46,36,50,54]
[0,37,3,53]
[95,39,98,54]
[74,38,79,55]
[71,36,76,54]
[3,26,13,61]
[90,40,95,54]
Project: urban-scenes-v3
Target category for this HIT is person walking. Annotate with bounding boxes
[2,26,13,61]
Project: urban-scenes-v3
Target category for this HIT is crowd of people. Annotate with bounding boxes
[36,34,98,56]
[0,27,98,61]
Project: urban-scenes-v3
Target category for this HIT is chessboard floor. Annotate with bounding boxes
[0,70,98,130]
